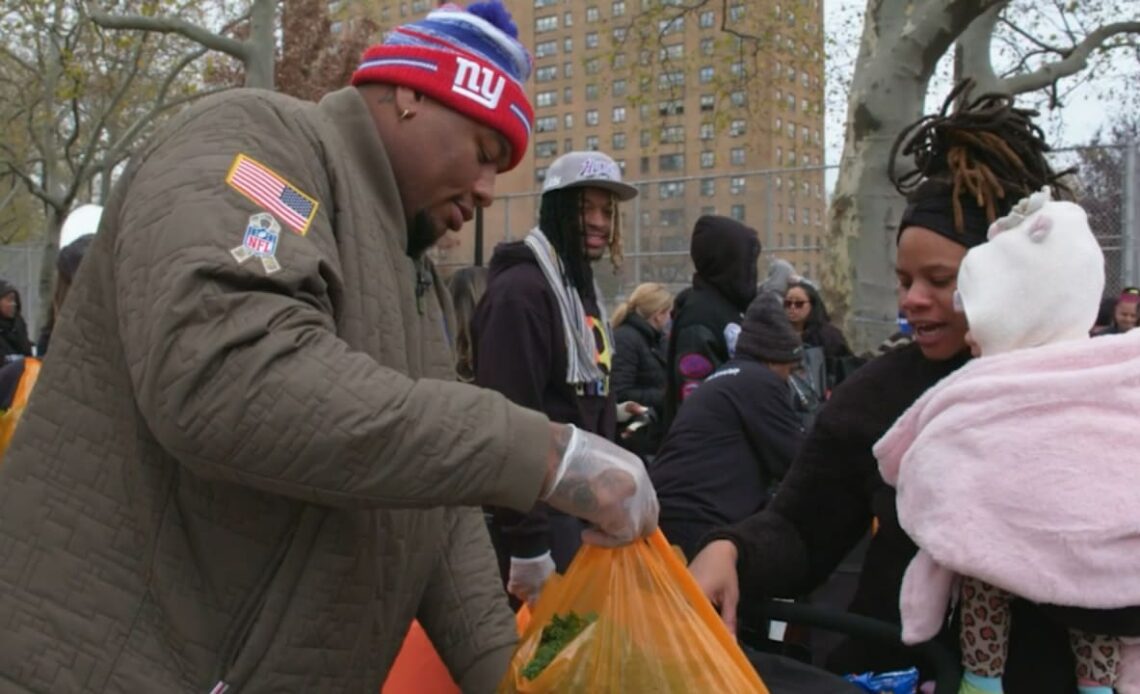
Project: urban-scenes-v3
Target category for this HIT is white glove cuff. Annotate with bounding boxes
[511,551,553,565]
[540,424,581,501]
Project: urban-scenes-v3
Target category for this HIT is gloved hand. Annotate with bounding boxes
[542,424,659,547]
[616,401,647,423]
[507,552,556,606]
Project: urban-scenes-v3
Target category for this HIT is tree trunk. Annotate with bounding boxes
[822,0,1002,352]
[244,0,278,88]
[37,206,65,331]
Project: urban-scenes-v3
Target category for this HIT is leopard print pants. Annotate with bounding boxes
[959,576,1118,688]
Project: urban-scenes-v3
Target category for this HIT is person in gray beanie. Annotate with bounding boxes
[650,293,805,561]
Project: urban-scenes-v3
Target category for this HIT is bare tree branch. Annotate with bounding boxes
[90,11,249,61]
[999,21,1140,95]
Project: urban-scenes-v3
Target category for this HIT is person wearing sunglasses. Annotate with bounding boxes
[783,280,853,394]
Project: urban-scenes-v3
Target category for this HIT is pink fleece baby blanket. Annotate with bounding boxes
[875,330,1140,645]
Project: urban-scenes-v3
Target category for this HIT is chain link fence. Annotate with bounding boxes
[434,143,1139,312]
[0,243,44,339]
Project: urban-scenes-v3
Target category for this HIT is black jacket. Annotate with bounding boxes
[651,358,803,560]
[704,343,1140,690]
[664,216,760,429]
[612,312,666,412]
[0,282,32,362]
[473,241,616,561]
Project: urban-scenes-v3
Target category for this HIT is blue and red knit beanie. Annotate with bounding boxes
[351,1,533,172]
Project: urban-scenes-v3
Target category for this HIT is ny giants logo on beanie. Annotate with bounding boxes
[453,56,505,109]
[351,1,534,171]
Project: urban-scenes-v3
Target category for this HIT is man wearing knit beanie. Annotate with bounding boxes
[651,292,804,560]
[0,3,660,692]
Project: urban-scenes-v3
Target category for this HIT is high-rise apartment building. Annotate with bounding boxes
[371,0,826,292]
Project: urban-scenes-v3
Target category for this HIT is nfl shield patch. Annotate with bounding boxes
[231,212,283,274]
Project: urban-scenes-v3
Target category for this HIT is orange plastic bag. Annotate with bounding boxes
[497,530,768,693]
[0,357,40,461]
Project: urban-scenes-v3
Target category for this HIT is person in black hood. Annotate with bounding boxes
[0,280,32,362]
[472,150,640,607]
[652,293,804,561]
[662,214,760,431]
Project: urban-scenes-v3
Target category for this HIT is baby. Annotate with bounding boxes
[876,188,1140,694]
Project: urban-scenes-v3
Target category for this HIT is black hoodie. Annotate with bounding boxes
[472,240,616,565]
[663,215,760,430]
[0,281,32,362]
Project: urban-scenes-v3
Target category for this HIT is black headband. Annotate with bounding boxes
[897,192,992,249]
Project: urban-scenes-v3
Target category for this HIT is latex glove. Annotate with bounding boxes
[507,552,556,606]
[542,424,659,547]
[689,539,740,635]
[616,401,647,423]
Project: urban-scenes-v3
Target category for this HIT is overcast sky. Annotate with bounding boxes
[821,0,1135,169]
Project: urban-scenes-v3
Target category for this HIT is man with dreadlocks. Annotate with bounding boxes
[472,150,639,606]
[687,80,1140,692]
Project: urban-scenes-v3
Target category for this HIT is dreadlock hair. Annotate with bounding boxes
[889,79,1075,237]
[538,187,624,302]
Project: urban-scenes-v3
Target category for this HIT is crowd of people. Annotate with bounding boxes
[0,2,1135,693]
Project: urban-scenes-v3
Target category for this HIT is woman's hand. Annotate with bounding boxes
[689,539,741,634]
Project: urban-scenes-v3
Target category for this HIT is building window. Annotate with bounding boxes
[788,150,797,166]
[640,130,650,148]
[699,10,714,27]
[699,66,714,83]
[535,40,557,57]
[659,181,685,199]
[775,176,782,190]
[613,106,627,123]
[700,37,715,55]
[640,156,650,174]
[586,32,599,49]
[729,4,744,21]
[658,99,683,116]
[564,11,573,26]
[730,147,745,165]
[659,44,684,61]
[788,122,796,138]
[586,109,599,126]
[613,27,627,41]
[535,140,558,158]
[586,5,600,21]
[564,137,573,151]
[659,16,683,35]
[536,90,557,107]
[563,86,573,103]
[659,209,686,228]
[612,79,627,97]
[729,119,746,136]
[612,132,627,150]
[585,57,600,75]
[700,94,715,112]
[660,125,685,143]
[701,179,715,196]
[657,71,685,90]
[700,151,715,168]
[730,61,745,77]
[699,123,714,140]
[563,61,573,78]
[730,90,746,107]
[564,113,574,128]
[612,0,626,16]
[536,15,558,32]
[776,146,783,164]
[788,206,796,223]
[564,37,573,52]
[731,204,745,221]
[535,167,547,183]
[803,207,811,226]
[616,159,626,173]
[731,177,746,194]
[586,83,599,100]
[535,0,558,5]
[585,135,599,150]
[535,115,558,132]
[639,103,650,119]
[658,153,684,171]
[536,65,558,82]
[613,52,627,68]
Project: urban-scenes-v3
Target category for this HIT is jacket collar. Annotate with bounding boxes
[316,87,407,254]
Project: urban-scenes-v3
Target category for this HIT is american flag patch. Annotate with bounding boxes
[225,153,319,235]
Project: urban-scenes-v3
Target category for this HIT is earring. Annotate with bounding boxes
[399,108,411,120]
